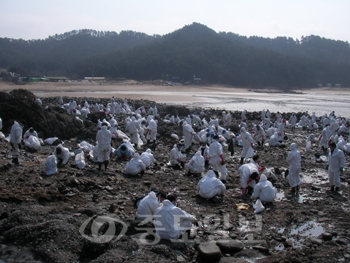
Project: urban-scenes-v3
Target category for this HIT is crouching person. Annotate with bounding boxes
[169,143,186,169]
[184,151,205,176]
[154,194,198,240]
[124,153,146,175]
[197,170,226,201]
[250,174,277,203]
[136,190,166,222]
[239,163,260,196]
[54,144,70,165]
[115,142,134,160]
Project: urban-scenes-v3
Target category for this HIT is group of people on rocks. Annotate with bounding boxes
[2,97,349,241]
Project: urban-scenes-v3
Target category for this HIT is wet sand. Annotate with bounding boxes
[0,82,250,102]
[1,82,350,116]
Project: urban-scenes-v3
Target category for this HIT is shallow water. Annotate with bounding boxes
[34,89,350,117]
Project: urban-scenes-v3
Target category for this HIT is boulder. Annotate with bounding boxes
[216,240,244,253]
[197,242,222,262]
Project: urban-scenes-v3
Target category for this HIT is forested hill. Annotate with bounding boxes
[1,22,350,89]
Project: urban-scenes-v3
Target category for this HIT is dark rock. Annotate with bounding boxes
[253,245,269,254]
[336,239,348,245]
[235,249,265,258]
[216,240,244,253]
[322,232,333,241]
[197,242,222,262]
[219,257,250,263]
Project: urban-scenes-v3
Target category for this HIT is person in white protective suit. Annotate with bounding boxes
[115,142,134,160]
[277,119,286,142]
[222,111,232,128]
[239,162,260,196]
[275,112,283,123]
[126,116,141,145]
[9,121,23,165]
[237,127,254,164]
[136,190,166,221]
[269,132,281,147]
[23,127,38,139]
[261,109,266,120]
[298,114,307,128]
[169,143,186,169]
[197,170,226,199]
[338,123,349,134]
[184,151,205,176]
[241,109,247,121]
[191,114,202,131]
[96,122,112,171]
[54,143,70,165]
[198,141,210,166]
[319,124,332,154]
[23,127,40,151]
[254,124,266,147]
[140,148,157,168]
[289,113,297,132]
[153,194,198,240]
[67,99,77,114]
[124,153,146,176]
[58,96,64,105]
[327,142,345,192]
[286,143,301,193]
[147,116,158,143]
[208,135,228,182]
[182,120,195,153]
[250,174,277,203]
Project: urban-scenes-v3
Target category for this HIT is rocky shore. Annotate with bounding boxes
[0,89,350,263]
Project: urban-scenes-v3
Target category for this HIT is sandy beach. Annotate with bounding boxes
[0,81,250,102]
[1,81,350,116]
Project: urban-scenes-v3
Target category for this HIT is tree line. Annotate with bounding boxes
[1,23,349,89]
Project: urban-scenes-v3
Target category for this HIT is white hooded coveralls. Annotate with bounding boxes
[319,126,331,148]
[96,125,112,162]
[136,191,160,220]
[239,163,259,189]
[124,153,146,175]
[140,149,156,168]
[147,118,157,142]
[209,139,228,180]
[10,121,23,158]
[169,145,185,166]
[184,151,205,174]
[251,175,277,202]
[286,143,301,188]
[182,121,194,149]
[327,146,345,187]
[153,200,196,240]
[237,127,254,159]
[127,117,140,144]
[197,170,226,199]
[54,144,70,164]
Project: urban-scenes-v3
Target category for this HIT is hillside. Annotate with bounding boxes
[1,23,350,88]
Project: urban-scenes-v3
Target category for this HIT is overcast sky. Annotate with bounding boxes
[1,0,349,42]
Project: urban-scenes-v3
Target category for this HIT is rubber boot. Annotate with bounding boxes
[257,141,261,147]
[335,187,340,192]
[104,161,109,170]
[13,157,19,165]
[330,185,335,191]
[98,162,102,171]
[240,157,244,165]
[290,187,296,194]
